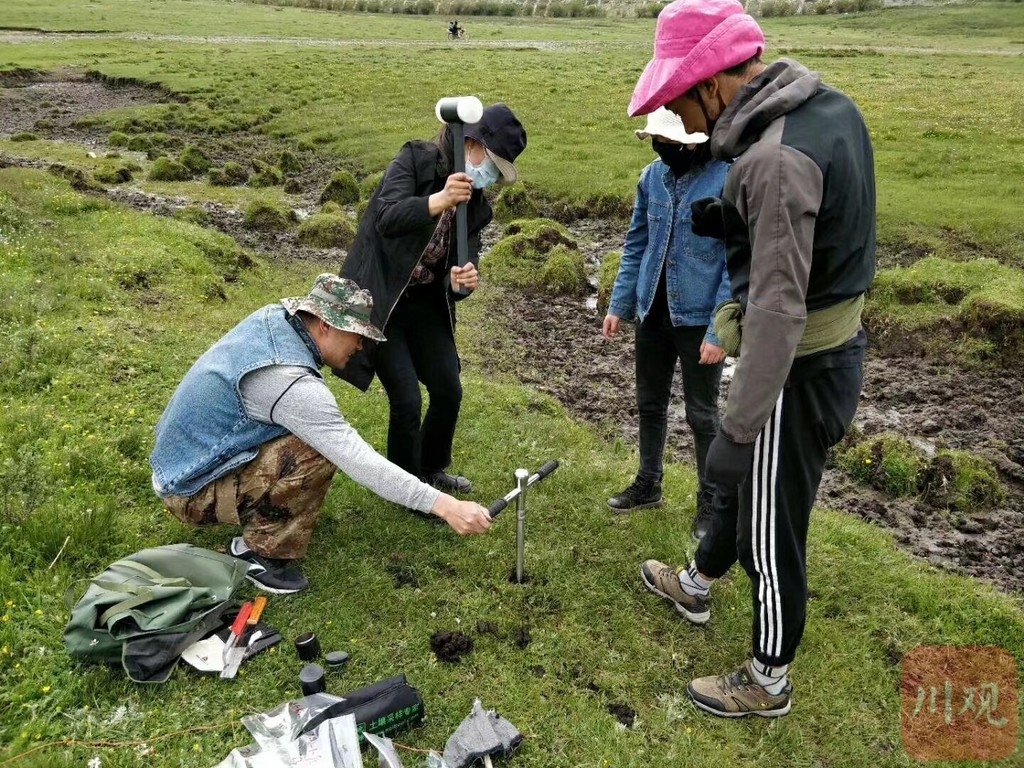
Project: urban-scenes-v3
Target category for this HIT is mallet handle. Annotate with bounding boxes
[451,121,469,296]
[486,459,560,519]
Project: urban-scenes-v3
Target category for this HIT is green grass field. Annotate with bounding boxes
[2,2,1024,766]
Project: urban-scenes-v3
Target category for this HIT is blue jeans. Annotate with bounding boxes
[635,313,722,493]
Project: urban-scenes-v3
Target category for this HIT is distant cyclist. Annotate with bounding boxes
[447,20,465,39]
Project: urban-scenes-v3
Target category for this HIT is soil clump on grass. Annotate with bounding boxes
[430,631,474,664]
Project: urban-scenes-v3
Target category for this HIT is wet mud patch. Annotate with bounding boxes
[0,68,171,137]
[476,248,1024,593]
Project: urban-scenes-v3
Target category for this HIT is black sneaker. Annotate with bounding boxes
[692,489,714,542]
[229,537,309,595]
[426,471,473,494]
[607,476,663,512]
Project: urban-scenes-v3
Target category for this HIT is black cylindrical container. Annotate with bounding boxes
[325,651,350,671]
[295,632,321,661]
[299,664,326,695]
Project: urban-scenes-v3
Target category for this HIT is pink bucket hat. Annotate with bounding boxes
[629,0,766,117]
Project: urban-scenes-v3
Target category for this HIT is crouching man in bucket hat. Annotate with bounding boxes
[150,274,491,594]
[631,0,875,717]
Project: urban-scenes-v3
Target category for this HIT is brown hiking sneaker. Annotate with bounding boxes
[639,559,710,625]
[687,660,792,718]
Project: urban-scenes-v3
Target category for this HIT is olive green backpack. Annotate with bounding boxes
[64,544,249,683]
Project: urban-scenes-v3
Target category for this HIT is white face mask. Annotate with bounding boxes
[466,155,500,189]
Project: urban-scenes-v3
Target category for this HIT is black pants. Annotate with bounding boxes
[375,294,461,479]
[695,334,865,667]
[636,314,722,490]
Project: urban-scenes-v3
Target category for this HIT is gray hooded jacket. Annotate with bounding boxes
[711,59,876,443]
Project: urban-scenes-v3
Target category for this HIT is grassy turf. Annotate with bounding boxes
[2,2,1024,765]
[2,3,1023,264]
[2,166,1023,768]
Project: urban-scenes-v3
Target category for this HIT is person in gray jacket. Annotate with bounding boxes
[150,274,491,595]
[628,0,874,717]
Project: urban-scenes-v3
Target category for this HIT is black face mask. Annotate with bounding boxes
[652,139,702,176]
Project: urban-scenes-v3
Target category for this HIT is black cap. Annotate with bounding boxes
[464,103,527,184]
[325,650,350,670]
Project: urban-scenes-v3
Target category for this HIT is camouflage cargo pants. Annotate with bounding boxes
[162,435,336,559]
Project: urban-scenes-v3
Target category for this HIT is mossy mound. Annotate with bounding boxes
[296,213,356,249]
[919,450,1005,512]
[597,251,622,315]
[319,170,359,206]
[493,184,539,222]
[283,178,304,194]
[485,219,581,296]
[179,146,212,176]
[320,201,343,215]
[836,432,1004,512]
[208,161,249,187]
[278,149,303,175]
[248,160,284,188]
[47,163,102,192]
[838,434,926,498]
[504,218,573,242]
[360,171,384,200]
[540,244,587,296]
[148,156,191,182]
[11,132,38,142]
[243,200,297,232]
[107,131,130,147]
[867,256,1024,366]
[93,164,134,185]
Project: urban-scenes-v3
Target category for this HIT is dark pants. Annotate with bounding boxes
[695,335,865,667]
[375,294,462,479]
[636,314,722,492]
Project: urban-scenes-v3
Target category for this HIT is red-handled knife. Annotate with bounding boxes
[221,602,253,666]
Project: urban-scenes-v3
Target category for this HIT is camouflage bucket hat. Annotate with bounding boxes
[281,274,386,342]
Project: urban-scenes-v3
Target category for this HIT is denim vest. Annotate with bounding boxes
[608,158,731,343]
[150,305,323,497]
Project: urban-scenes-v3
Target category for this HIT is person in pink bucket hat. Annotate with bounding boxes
[632,0,877,718]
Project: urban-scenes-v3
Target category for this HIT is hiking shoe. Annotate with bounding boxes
[230,537,309,595]
[687,660,792,718]
[426,471,473,494]
[639,559,710,625]
[607,477,663,512]
[691,490,714,542]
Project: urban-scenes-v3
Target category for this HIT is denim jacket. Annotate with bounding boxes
[150,304,322,497]
[608,158,731,345]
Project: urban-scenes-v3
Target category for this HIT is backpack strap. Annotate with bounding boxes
[98,589,156,627]
[116,560,165,582]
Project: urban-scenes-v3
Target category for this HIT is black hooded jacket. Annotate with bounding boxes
[337,140,493,391]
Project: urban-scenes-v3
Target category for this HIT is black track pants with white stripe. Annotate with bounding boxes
[695,335,865,667]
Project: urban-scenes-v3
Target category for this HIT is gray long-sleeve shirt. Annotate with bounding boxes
[240,365,441,512]
[154,364,441,513]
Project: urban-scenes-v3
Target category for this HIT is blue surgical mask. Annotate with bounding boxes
[466,155,500,189]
